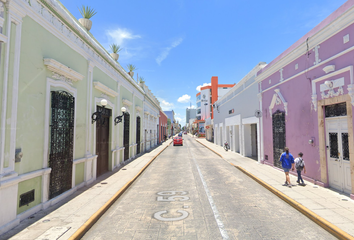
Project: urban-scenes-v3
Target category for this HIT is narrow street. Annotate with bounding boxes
[82,135,335,240]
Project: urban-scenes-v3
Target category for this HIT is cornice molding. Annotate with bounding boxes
[93,81,118,97]
[136,106,143,112]
[256,5,354,82]
[122,99,132,107]
[20,0,144,95]
[44,58,84,81]
[0,33,7,43]
[8,1,27,20]
[216,62,266,106]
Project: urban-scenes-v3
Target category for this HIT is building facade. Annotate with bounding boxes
[214,63,267,161]
[140,83,160,151]
[186,108,196,125]
[195,77,234,139]
[257,1,354,198]
[0,0,161,233]
[159,110,168,143]
[164,110,175,136]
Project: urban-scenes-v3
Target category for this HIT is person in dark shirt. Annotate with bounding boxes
[279,147,295,188]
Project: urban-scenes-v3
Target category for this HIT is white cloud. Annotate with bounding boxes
[196,83,211,92]
[158,98,174,111]
[187,105,195,109]
[175,117,183,124]
[177,94,191,103]
[156,38,183,65]
[106,28,141,46]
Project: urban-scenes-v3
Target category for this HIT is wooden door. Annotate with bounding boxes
[123,113,130,161]
[96,106,111,177]
[136,116,141,154]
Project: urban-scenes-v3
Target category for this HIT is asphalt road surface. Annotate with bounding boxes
[82,135,336,240]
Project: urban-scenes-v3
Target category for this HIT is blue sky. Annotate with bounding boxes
[59,0,347,125]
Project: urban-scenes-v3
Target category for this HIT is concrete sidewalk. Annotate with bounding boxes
[0,140,172,240]
[195,138,354,239]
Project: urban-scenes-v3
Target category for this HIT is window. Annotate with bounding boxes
[197,102,201,108]
[197,109,201,114]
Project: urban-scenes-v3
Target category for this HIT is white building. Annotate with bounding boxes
[213,63,267,161]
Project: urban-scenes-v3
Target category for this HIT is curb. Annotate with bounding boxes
[68,141,173,240]
[233,164,354,240]
[195,139,224,159]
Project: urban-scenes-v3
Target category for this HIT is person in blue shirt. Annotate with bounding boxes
[279,147,295,188]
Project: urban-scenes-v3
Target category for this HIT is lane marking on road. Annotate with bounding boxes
[188,141,230,240]
[154,210,189,221]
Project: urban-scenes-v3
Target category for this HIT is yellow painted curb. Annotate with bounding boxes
[68,141,173,240]
[195,139,224,159]
[232,163,354,240]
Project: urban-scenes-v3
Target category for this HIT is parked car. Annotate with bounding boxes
[173,136,183,146]
[184,132,187,134]
[178,133,183,137]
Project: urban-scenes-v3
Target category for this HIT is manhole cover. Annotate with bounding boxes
[43,219,50,223]
[101,182,107,184]
[122,168,127,170]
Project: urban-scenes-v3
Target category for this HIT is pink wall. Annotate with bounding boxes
[159,110,167,143]
[260,7,354,183]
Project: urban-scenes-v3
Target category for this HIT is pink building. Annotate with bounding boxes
[257,1,354,199]
[159,110,168,143]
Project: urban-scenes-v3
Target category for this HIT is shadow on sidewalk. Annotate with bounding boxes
[0,143,168,239]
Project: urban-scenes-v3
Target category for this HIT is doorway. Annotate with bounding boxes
[123,113,130,161]
[136,116,141,154]
[96,106,111,177]
[251,124,258,159]
[325,103,351,194]
[49,91,74,199]
[272,110,285,168]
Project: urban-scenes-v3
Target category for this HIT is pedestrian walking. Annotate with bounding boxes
[294,152,306,186]
[279,147,295,188]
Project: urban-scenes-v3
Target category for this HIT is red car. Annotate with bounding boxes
[173,136,183,146]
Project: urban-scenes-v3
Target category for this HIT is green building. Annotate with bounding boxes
[0,0,161,233]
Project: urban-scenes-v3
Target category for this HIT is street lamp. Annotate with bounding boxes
[92,99,108,124]
[114,107,127,125]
